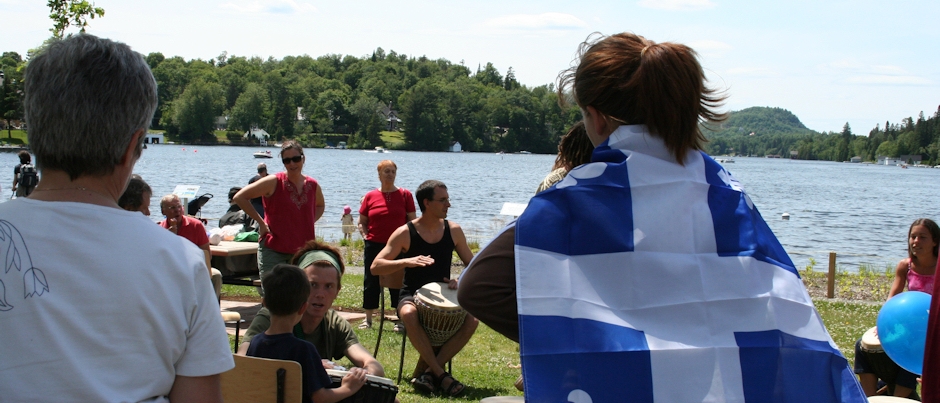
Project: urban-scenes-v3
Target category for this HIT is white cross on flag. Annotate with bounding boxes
[515,126,866,403]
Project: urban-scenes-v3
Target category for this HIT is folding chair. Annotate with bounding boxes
[221,354,302,403]
[221,311,244,352]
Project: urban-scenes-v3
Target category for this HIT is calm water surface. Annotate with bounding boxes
[2,146,937,272]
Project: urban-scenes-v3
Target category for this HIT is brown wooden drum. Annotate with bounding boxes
[327,369,398,403]
[860,326,883,353]
[415,282,467,346]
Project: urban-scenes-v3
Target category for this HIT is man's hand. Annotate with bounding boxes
[447,278,458,289]
[405,255,434,268]
[167,218,179,234]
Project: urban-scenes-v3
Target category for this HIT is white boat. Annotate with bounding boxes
[718,158,735,163]
[253,150,272,159]
[365,146,390,154]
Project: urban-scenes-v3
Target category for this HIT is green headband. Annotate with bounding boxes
[297,250,343,278]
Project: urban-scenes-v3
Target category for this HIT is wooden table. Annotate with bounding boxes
[210,241,260,286]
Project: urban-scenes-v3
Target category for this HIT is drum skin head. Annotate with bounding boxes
[416,282,460,309]
[861,326,882,352]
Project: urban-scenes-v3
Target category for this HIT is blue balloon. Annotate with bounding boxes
[877,291,931,375]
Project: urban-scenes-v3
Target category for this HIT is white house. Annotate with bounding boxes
[144,132,164,144]
[244,128,270,146]
[448,141,462,152]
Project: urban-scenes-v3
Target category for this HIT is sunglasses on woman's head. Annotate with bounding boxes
[282,155,303,164]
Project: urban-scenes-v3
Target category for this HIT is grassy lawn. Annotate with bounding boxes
[226,268,888,401]
[381,130,405,148]
[0,129,28,145]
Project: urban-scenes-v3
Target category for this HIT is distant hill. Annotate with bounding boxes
[704,107,819,138]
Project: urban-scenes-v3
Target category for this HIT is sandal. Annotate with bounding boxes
[392,322,404,333]
[437,371,466,397]
[411,371,436,395]
[357,321,372,330]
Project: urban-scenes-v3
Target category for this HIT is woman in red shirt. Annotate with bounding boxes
[357,160,416,330]
[234,140,325,296]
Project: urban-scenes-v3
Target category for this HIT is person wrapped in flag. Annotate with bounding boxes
[458,32,867,403]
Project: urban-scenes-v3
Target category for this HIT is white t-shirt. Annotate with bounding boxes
[0,198,234,402]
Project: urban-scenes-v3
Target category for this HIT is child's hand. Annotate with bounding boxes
[341,367,367,393]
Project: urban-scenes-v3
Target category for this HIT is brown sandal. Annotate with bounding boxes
[411,371,436,395]
[437,371,466,397]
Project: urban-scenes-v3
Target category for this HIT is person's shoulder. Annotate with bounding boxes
[325,309,352,329]
[185,215,207,229]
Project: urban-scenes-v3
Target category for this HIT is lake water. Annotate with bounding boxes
[2,146,937,272]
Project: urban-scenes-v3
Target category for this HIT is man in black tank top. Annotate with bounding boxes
[372,180,477,397]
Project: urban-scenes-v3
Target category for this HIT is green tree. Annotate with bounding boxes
[0,53,25,139]
[227,83,268,132]
[172,80,222,142]
[47,0,105,38]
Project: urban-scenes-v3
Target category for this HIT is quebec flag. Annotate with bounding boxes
[515,125,865,403]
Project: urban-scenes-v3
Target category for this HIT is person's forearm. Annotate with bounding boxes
[363,359,384,377]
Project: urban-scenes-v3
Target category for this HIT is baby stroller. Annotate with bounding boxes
[187,193,213,224]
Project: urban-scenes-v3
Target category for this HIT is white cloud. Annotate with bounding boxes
[844,75,932,86]
[220,0,316,15]
[820,62,932,86]
[637,0,716,11]
[686,39,732,57]
[725,67,777,77]
[484,13,587,31]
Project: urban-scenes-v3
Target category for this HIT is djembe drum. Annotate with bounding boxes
[414,282,467,346]
[327,369,398,403]
[860,326,882,353]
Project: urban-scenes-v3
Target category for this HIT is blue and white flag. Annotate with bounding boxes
[515,125,865,403]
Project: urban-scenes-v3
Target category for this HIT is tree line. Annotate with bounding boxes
[4,46,939,161]
[140,48,582,153]
[704,107,940,165]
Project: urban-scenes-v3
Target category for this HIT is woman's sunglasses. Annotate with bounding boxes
[282,155,303,164]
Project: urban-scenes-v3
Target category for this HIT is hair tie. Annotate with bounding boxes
[640,45,651,58]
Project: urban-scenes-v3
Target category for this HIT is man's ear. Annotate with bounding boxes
[120,129,145,166]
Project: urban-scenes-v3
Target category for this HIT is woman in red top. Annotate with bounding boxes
[234,140,325,296]
[357,160,416,329]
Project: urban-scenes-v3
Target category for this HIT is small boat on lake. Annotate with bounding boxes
[365,146,390,153]
[253,150,272,158]
[718,158,735,163]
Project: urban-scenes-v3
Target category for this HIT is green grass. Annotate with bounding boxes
[380,130,405,147]
[225,257,889,401]
[0,129,28,145]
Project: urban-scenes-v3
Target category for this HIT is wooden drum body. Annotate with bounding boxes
[415,282,467,346]
[327,369,398,403]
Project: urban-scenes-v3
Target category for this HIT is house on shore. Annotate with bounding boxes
[448,141,462,153]
[144,132,164,144]
[244,128,270,146]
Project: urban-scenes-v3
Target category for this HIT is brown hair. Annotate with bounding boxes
[279,139,304,157]
[291,240,346,286]
[558,32,726,164]
[553,121,594,171]
[908,218,940,260]
[377,160,397,172]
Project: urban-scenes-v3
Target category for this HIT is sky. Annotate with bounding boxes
[3,0,938,134]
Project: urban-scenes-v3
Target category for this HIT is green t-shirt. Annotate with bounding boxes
[243,308,359,361]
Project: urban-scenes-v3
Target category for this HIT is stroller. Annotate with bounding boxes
[187,193,213,224]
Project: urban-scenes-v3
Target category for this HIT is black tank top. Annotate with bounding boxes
[400,220,454,298]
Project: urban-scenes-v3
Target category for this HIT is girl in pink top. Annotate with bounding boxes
[889,218,939,297]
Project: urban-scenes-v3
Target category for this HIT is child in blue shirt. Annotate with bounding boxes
[247,263,366,403]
